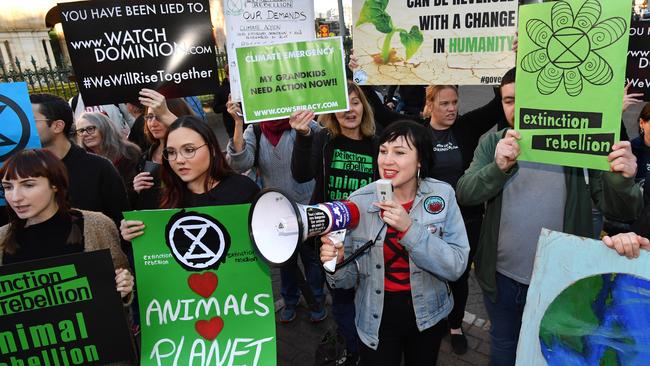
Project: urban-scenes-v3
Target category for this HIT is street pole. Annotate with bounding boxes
[337,0,346,36]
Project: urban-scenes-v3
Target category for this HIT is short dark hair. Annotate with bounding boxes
[29,93,74,136]
[500,67,516,90]
[378,120,435,180]
[160,116,234,208]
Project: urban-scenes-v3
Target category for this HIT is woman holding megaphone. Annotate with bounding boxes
[291,81,378,361]
[320,121,469,366]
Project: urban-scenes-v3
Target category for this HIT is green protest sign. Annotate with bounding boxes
[235,37,349,123]
[515,0,630,171]
[125,205,276,366]
[0,250,135,365]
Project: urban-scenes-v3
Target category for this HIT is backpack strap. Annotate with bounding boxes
[253,124,262,167]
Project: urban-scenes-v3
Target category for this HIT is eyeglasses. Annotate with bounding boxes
[34,118,51,123]
[144,114,158,121]
[75,126,97,136]
[163,144,207,161]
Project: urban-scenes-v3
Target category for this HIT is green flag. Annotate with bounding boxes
[125,204,277,366]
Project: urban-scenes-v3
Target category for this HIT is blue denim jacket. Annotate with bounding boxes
[327,178,469,350]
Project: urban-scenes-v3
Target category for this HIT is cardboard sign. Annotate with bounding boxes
[125,205,276,366]
[627,21,650,101]
[351,0,517,86]
[235,37,349,123]
[517,229,650,365]
[224,0,315,101]
[0,250,134,365]
[0,82,42,205]
[515,0,630,171]
[58,0,219,105]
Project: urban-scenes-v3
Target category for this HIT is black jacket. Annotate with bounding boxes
[62,144,129,227]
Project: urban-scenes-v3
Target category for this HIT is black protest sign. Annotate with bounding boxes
[0,250,134,365]
[58,0,218,105]
[627,21,650,101]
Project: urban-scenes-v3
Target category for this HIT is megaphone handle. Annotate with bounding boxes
[323,257,337,273]
[323,229,346,273]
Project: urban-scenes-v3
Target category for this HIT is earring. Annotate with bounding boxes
[417,168,421,180]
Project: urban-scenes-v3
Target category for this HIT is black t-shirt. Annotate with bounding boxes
[324,136,375,201]
[3,211,83,265]
[430,128,464,188]
[181,174,260,207]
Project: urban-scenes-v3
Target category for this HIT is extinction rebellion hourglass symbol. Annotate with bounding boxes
[165,211,231,271]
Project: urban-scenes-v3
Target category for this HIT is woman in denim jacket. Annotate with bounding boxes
[321,121,469,365]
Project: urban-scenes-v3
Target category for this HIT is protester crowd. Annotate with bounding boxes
[1,27,649,366]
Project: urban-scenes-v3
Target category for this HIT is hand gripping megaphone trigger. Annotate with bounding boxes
[248,189,359,272]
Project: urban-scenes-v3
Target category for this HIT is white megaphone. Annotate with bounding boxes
[248,189,360,272]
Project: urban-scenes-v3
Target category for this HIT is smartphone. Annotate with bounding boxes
[143,161,160,174]
[376,179,393,202]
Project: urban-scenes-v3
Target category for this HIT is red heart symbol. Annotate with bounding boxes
[195,317,224,341]
[188,272,218,298]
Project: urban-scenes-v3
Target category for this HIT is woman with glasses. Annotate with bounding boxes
[119,115,259,241]
[131,98,195,209]
[75,112,141,204]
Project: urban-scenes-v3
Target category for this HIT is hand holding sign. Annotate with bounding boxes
[115,268,134,298]
[289,109,315,136]
[120,219,145,241]
[226,96,243,123]
[495,129,521,173]
[603,232,650,259]
[607,141,637,178]
[139,88,176,126]
[623,83,644,112]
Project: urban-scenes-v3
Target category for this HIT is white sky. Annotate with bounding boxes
[314,0,349,14]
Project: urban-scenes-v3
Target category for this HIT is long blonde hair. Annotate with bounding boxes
[422,85,458,119]
[318,81,375,138]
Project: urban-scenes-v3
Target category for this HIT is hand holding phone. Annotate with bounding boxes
[376,179,393,202]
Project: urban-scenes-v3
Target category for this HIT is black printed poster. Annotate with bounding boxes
[0,250,134,365]
[58,0,218,105]
[627,21,650,101]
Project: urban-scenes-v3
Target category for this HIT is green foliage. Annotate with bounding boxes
[356,0,423,63]
[400,26,424,60]
[357,0,393,34]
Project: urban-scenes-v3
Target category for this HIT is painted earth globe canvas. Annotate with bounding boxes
[539,273,650,365]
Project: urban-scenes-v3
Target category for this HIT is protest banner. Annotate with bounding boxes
[0,250,135,365]
[125,205,276,366]
[351,0,517,86]
[0,82,42,204]
[224,0,315,101]
[58,0,218,105]
[235,37,349,123]
[516,229,650,365]
[627,21,650,101]
[515,0,630,171]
